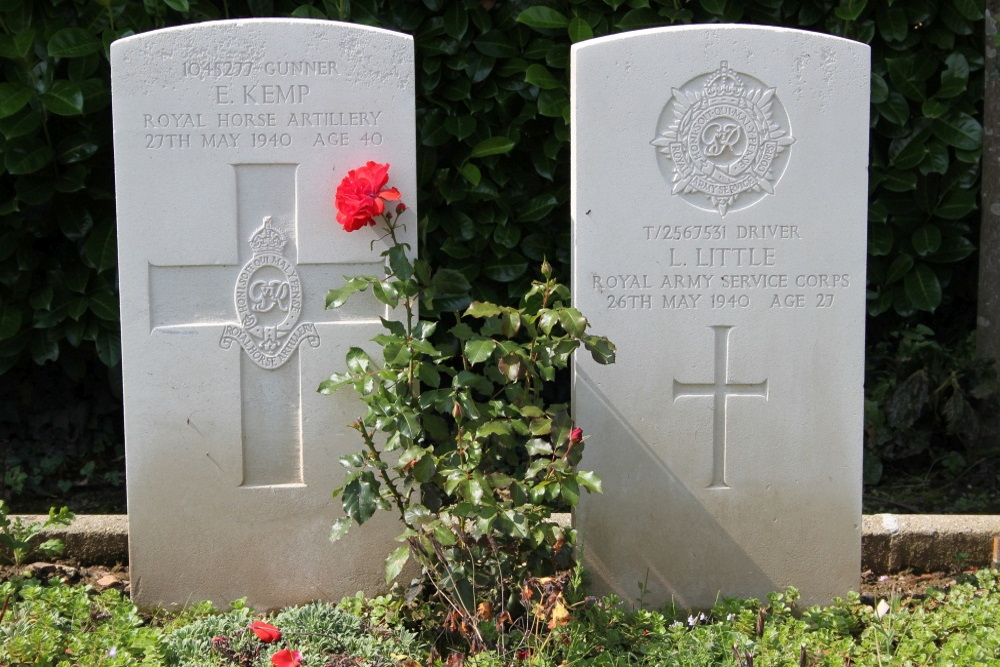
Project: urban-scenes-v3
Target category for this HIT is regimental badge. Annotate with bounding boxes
[651,61,795,216]
[219,216,320,369]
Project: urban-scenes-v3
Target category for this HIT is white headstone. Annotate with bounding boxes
[112,19,416,609]
[571,25,869,608]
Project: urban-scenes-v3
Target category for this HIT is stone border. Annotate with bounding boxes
[11,514,1000,574]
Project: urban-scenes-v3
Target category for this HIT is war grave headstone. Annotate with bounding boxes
[112,19,416,609]
[571,26,870,608]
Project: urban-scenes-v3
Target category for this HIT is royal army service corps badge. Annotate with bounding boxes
[219,216,320,369]
[652,61,795,216]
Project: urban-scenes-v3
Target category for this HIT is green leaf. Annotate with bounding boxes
[888,135,927,170]
[163,0,191,11]
[568,17,593,43]
[388,244,414,281]
[329,516,352,542]
[431,267,471,298]
[291,4,326,17]
[464,339,496,364]
[343,471,380,524]
[952,0,983,20]
[385,545,410,583]
[0,107,42,139]
[95,332,120,367]
[911,226,942,257]
[0,307,21,341]
[479,420,512,437]
[885,255,913,285]
[877,92,909,126]
[615,8,662,30]
[525,64,562,90]
[937,53,969,99]
[834,0,868,21]
[869,225,893,256]
[4,142,53,175]
[518,193,559,222]
[576,470,602,494]
[0,84,33,119]
[470,137,515,158]
[876,6,907,41]
[83,222,117,272]
[525,438,552,455]
[558,308,587,336]
[40,81,84,116]
[474,33,518,59]
[443,0,469,39]
[345,347,371,374]
[936,189,977,220]
[584,335,616,364]
[0,29,35,59]
[483,256,528,283]
[885,57,925,102]
[412,454,436,483]
[516,7,570,29]
[326,276,372,309]
[929,236,975,263]
[457,163,481,186]
[89,291,119,321]
[48,28,102,58]
[932,112,982,151]
[869,72,888,104]
[903,263,942,312]
[561,477,580,505]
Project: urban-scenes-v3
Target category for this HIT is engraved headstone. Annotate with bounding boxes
[571,26,869,608]
[112,19,416,609]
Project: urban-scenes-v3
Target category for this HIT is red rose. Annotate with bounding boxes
[271,649,304,667]
[248,621,282,643]
[569,427,583,444]
[334,161,402,232]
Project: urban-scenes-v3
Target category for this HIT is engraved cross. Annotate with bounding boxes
[148,163,382,487]
[672,325,768,489]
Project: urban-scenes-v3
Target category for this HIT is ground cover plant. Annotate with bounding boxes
[5,566,1000,665]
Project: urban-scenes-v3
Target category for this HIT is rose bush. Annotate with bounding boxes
[322,163,615,654]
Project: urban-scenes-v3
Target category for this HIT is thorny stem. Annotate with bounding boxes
[356,420,413,531]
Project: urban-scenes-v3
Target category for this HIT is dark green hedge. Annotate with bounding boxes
[0,0,986,499]
[0,0,986,375]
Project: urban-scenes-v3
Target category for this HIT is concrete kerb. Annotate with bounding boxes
[10,513,1000,575]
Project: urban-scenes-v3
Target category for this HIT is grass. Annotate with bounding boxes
[4,569,1000,666]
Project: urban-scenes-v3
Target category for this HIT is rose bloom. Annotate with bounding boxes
[569,427,583,444]
[271,648,304,667]
[248,621,282,643]
[335,161,401,232]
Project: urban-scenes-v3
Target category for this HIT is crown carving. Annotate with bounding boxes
[250,217,287,254]
[704,61,745,97]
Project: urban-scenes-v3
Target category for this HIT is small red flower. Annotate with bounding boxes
[334,161,402,232]
[271,648,304,667]
[569,427,584,444]
[249,621,282,643]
